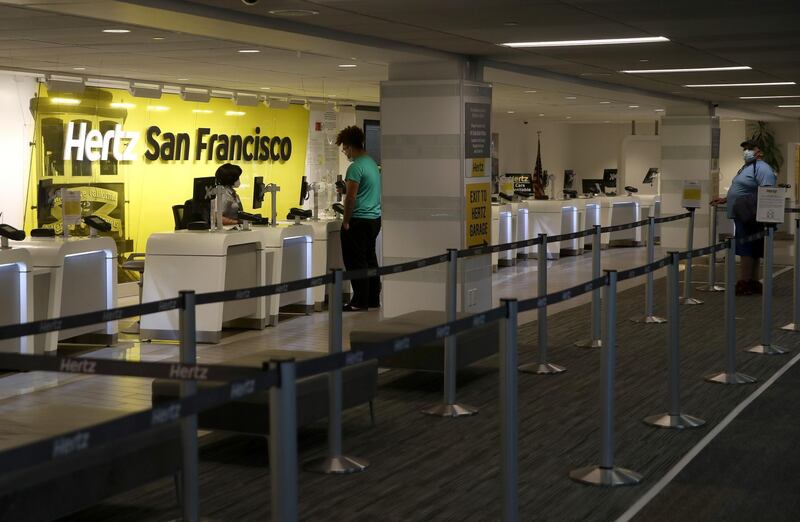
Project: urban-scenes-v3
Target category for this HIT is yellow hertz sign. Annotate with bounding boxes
[466,182,491,247]
[471,158,487,178]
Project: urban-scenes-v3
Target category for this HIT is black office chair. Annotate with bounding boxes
[172,205,186,230]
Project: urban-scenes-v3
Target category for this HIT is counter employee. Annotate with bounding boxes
[215,163,243,226]
[336,125,382,311]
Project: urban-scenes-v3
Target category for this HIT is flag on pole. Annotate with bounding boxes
[533,132,546,199]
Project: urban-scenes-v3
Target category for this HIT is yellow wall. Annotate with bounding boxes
[26,85,309,253]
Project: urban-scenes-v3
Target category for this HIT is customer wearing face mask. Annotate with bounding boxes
[215,162,244,226]
[710,140,776,295]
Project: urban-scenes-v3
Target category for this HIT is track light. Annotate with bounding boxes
[129,82,162,99]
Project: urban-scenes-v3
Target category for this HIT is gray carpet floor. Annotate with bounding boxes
[60,263,800,521]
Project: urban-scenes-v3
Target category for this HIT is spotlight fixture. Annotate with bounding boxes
[266,97,290,109]
[181,88,210,103]
[234,93,260,106]
[45,75,85,94]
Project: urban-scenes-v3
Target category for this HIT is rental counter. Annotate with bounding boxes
[0,248,34,354]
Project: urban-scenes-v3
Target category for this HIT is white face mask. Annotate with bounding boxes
[233,180,241,188]
[743,150,756,163]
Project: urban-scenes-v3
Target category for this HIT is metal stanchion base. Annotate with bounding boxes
[569,465,643,487]
[304,455,370,474]
[747,344,789,355]
[643,413,706,429]
[632,315,667,324]
[421,402,478,417]
[781,323,800,332]
[575,338,602,349]
[680,297,704,305]
[697,284,725,292]
[518,362,566,374]
[705,371,757,384]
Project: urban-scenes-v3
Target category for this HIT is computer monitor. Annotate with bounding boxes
[189,176,217,224]
[582,178,604,195]
[299,175,309,206]
[253,176,265,210]
[563,170,575,190]
[602,168,618,190]
[643,167,658,185]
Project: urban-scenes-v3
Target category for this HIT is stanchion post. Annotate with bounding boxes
[706,239,757,384]
[520,234,565,374]
[699,206,725,292]
[634,216,666,324]
[178,290,199,522]
[576,226,603,348]
[748,225,789,355]
[644,253,705,429]
[499,298,519,522]
[681,208,703,305]
[422,249,478,417]
[781,218,800,331]
[570,270,642,486]
[269,358,298,522]
[305,269,369,472]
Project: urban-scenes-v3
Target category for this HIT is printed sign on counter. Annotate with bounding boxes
[681,181,702,209]
[466,182,491,247]
[756,186,786,223]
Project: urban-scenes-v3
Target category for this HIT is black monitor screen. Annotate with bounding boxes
[192,176,217,202]
[364,119,381,166]
[299,175,309,206]
[36,179,56,225]
[643,167,658,185]
[563,170,575,190]
[253,176,265,210]
[602,169,618,189]
[582,178,604,194]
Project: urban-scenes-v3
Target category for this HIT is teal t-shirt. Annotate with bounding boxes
[345,155,382,219]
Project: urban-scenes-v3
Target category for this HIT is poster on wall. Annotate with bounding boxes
[507,173,533,197]
[37,181,126,242]
[465,103,490,159]
[465,182,491,247]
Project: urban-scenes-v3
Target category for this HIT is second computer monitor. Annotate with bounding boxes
[299,175,309,206]
[563,170,575,191]
[582,178,604,194]
[602,169,618,191]
[643,167,658,185]
[253,176,266,209]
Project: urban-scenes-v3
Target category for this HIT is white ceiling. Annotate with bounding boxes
[0,0,797,120]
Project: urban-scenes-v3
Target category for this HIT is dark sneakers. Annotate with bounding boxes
[735,279,763,296]
[749,279,763,295]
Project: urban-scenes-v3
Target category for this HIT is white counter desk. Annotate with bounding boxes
[10,236,117,352]
[518,199,584,259]
[0,248,34,354]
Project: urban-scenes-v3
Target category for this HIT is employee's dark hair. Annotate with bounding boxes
[215,163,242,187]
[335,125,365,150]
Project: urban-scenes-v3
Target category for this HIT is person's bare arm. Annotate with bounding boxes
[342,180,359,230]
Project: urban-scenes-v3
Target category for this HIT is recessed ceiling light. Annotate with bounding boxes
[268,9,319,16]
[507,110,515,114]
[147,105,169,111]
[152,36,165,40]
[50,97,80,105]
[110,102,135,109]
[177,78,189,81]
[259,87,271,91]
[192,109,213,114]
[329,94,337,98]
[238,49,260,53]
[72,67,86,71]
[604,120,612,123]
[628,105,640,108]
[621,66,751,74]
[102,29,130,33]
[599,101,612,104]
[566,116,572,119]
[338,64,357,68]
[639,59,649,62]
[225,110,246,116]
[565,96,577,100]
[740,95,800,99]
[685,81,796,88]
[524,90,537,93]
[501,36,669,48]
[654,108,665,112]
[777,105,800,108]
[538,113,545,117]
[503,22,519,27]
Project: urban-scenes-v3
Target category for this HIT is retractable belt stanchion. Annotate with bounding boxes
[269,358,299,522]
[699,206,725,292]
[305,269,369,472]
[422,249,478,417]
[781,218,800,331]
[748,225,789,355]
[576,226,603,349]
[643,254,705,429]
[499,298,519,522]
[633,216,666,324]
[681,207,703,305]
[707,239,757,384]
[520,234,565,374]
[570,270,642,486]
[178,290,199,522]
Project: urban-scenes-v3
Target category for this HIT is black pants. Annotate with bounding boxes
[340,217,381,308]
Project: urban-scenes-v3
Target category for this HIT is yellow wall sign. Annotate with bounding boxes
[471,158,487,178]
[466,182,491,247]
